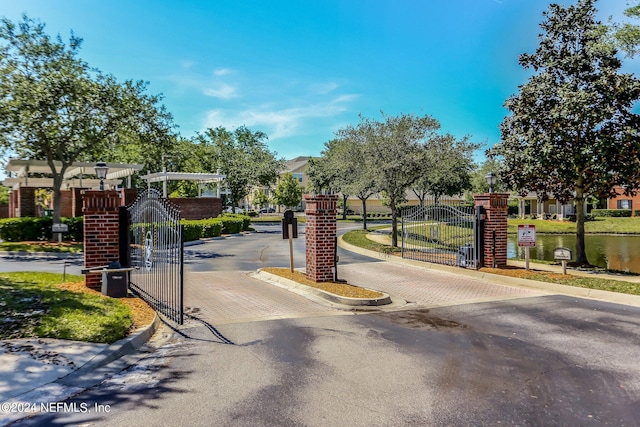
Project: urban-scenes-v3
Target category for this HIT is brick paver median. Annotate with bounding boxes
[338,262,549,307]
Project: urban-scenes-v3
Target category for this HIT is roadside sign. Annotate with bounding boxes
[517,224,536,247]
[52,223,69,233]
[554,247,572,261]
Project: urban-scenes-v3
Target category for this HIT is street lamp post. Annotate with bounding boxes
[95,162,109,191]
[485,172,497,193]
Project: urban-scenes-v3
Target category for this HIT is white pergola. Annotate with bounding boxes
[2,159,144,190]
[140,171,226,197]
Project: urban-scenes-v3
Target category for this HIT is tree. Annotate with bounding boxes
[466,157,509,201]
[253,188,270,209]
[609,3,640,57]
[273,172,302,209]
[490,0,640,265]
[412,134,478,206]
[195,126,283,212]
[0,185,9,205]
[329,138,377,230]
[0,15,175,223]
[356,112,441,247]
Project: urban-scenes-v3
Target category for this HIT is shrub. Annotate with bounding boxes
[591,209,632,218]
[182,221,204,242]
[0,217,83,242]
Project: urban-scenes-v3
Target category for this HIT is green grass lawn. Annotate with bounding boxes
[0,241,83,253]
[508,217,640,234]
[0,272,133,343]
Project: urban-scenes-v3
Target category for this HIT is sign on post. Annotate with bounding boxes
[518,224,536,270]
[52,223,69,233]
[517,224,536,247]
[282,209,298,273]
[52,223,69,244]
[554,247,572,275]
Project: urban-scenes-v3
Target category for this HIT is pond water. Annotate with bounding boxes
[507,234,640,274]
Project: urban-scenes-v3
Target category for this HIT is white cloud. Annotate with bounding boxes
[213,67,233,76]
[203,83,239,99]
[311,81,339,95]
[203,94,359,138]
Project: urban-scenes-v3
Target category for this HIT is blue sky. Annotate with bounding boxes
[0,0,637,167]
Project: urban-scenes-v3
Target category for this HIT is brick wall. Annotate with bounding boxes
[607,186,640,216]
[0,205,7,218]
[304,194,338,282]
[17,187,37,217]
[83,190,122,290]
[475,193,509,268]
[169,197,222,220]
[120,189,138,207]
[56,190,73,217]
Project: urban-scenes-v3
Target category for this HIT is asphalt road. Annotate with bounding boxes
[8,221,640,425]
[14,296,640,426]
[183,223,379,272]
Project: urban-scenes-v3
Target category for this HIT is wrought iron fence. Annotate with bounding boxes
[126,189,184,324]
[401,197,481,268]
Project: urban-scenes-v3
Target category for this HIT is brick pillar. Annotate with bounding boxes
[71,188,84,217]
[17,187,37,217]
[304,194,338,282]
[56,190,73,217]
[475,193,509,268]
[83,190,122,289]
[9,189,16,218]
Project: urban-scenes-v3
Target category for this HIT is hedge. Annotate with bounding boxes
[0,217,83,242]
[0,214,251,243]
[591,209,632,218]
[181,215,250,241]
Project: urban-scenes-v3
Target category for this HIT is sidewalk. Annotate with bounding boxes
[0,316,160,426]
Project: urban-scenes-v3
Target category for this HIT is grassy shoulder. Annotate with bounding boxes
[342,228,640,297]
[0,272,153,343]
[0,241,83,253]
[507,217,640,234]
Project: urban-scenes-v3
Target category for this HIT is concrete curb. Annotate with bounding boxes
[254,269,393,308]
[57,313,161,386]
[0,314,161,425]
[338,235,640,308]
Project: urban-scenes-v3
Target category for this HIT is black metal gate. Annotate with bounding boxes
[401,198,483,269]
[125,189,184,324]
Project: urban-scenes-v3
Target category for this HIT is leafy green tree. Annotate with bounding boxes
[0,15,175,223]
[412,134,478,206]
[0,185,9,205]
[273,172,302,209]
[195,126,283,212]
[466,157,509,201]
[490,0,640,265]
[328,137,378,229]
[609,3,640,57]
[253,188,270,209]
[354,112,441,247]
[306,156,336,194]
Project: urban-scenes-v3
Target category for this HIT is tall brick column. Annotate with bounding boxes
[304,194,338,282]
[17,187,37,217]
[475,193,509,268]
[9,189,16,218]
[83,190,122,289]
